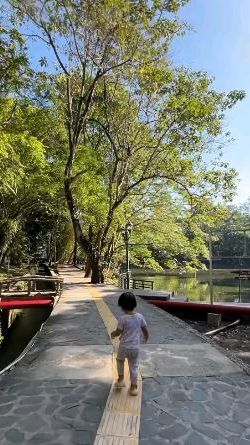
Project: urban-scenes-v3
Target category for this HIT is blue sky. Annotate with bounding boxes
[172,0,250,205]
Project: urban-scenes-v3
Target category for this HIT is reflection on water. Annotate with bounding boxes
[0,307,52,371]
[132,271,250,303]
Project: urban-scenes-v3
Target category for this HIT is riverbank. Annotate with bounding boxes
[215,325,250,368]
[186,319,250,371]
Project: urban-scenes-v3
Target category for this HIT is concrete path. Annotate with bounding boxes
[0,266,250,444]
[0,267,111,445]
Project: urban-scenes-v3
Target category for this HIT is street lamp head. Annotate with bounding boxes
[125,221,133,236]
[120,222,133,243]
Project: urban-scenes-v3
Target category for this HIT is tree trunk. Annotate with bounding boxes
[64,178,105,283]
[64,178,89,249]
[48,232,53,266]
[0,244,8,265]
[84,255,92,278]
[72,233,77,265]
[0,223,17,266]
[67,249,73,264]
[91,250,104,284]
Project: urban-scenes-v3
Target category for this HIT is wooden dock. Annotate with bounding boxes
[130,289,188,302]
[131,289,171,300]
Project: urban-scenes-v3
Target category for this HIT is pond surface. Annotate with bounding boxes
[132,270,250,303]
[0,307,51,371]
[0,264,53,372]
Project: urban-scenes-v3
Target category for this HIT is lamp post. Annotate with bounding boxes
[208,230,214,305]
[122,222,133,289]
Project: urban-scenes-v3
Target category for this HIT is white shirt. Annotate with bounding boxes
[117,312,147,348]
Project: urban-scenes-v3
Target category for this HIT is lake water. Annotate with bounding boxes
[132,270,250,303]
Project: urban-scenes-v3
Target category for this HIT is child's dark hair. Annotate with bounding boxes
[118,291,137,311]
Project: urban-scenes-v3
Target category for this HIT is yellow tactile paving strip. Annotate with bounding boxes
[94,438,138,445]
[91,287,142,445]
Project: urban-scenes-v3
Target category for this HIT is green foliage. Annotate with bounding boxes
[0,23,30,96]
[0,0,246,278]
[213,200,250,261]
[0,95,68,264]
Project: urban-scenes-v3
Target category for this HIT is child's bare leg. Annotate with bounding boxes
[115,358,126,387]
[128,350,139,395]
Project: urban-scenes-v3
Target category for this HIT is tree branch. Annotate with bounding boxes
[71,169,88,184]
[42,26,69,76]
[7,1,69,75]
[62,0,85,66]
[22,33,49,45]
[102,58,131,76]
[73,70,102,147]
[112,173,196,216]
[89,118,119,159]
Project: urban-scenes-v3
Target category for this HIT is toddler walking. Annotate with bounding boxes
[111,291,148,396]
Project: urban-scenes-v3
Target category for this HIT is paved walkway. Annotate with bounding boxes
[0,266,249,444]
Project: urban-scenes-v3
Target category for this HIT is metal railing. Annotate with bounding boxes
[0,275,63,298]
[119,274,154,290]
[132,279,154,290]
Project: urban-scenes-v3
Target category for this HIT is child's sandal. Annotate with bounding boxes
[129,387,138,396]
[115,380,126,388]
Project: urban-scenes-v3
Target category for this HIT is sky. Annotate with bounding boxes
[171,0,250,205]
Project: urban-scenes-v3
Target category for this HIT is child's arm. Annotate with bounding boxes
[111,328,122,339]
[141,326,149,342]
[111,317,123,339]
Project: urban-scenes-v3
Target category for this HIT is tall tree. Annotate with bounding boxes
[7,0,245,281]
